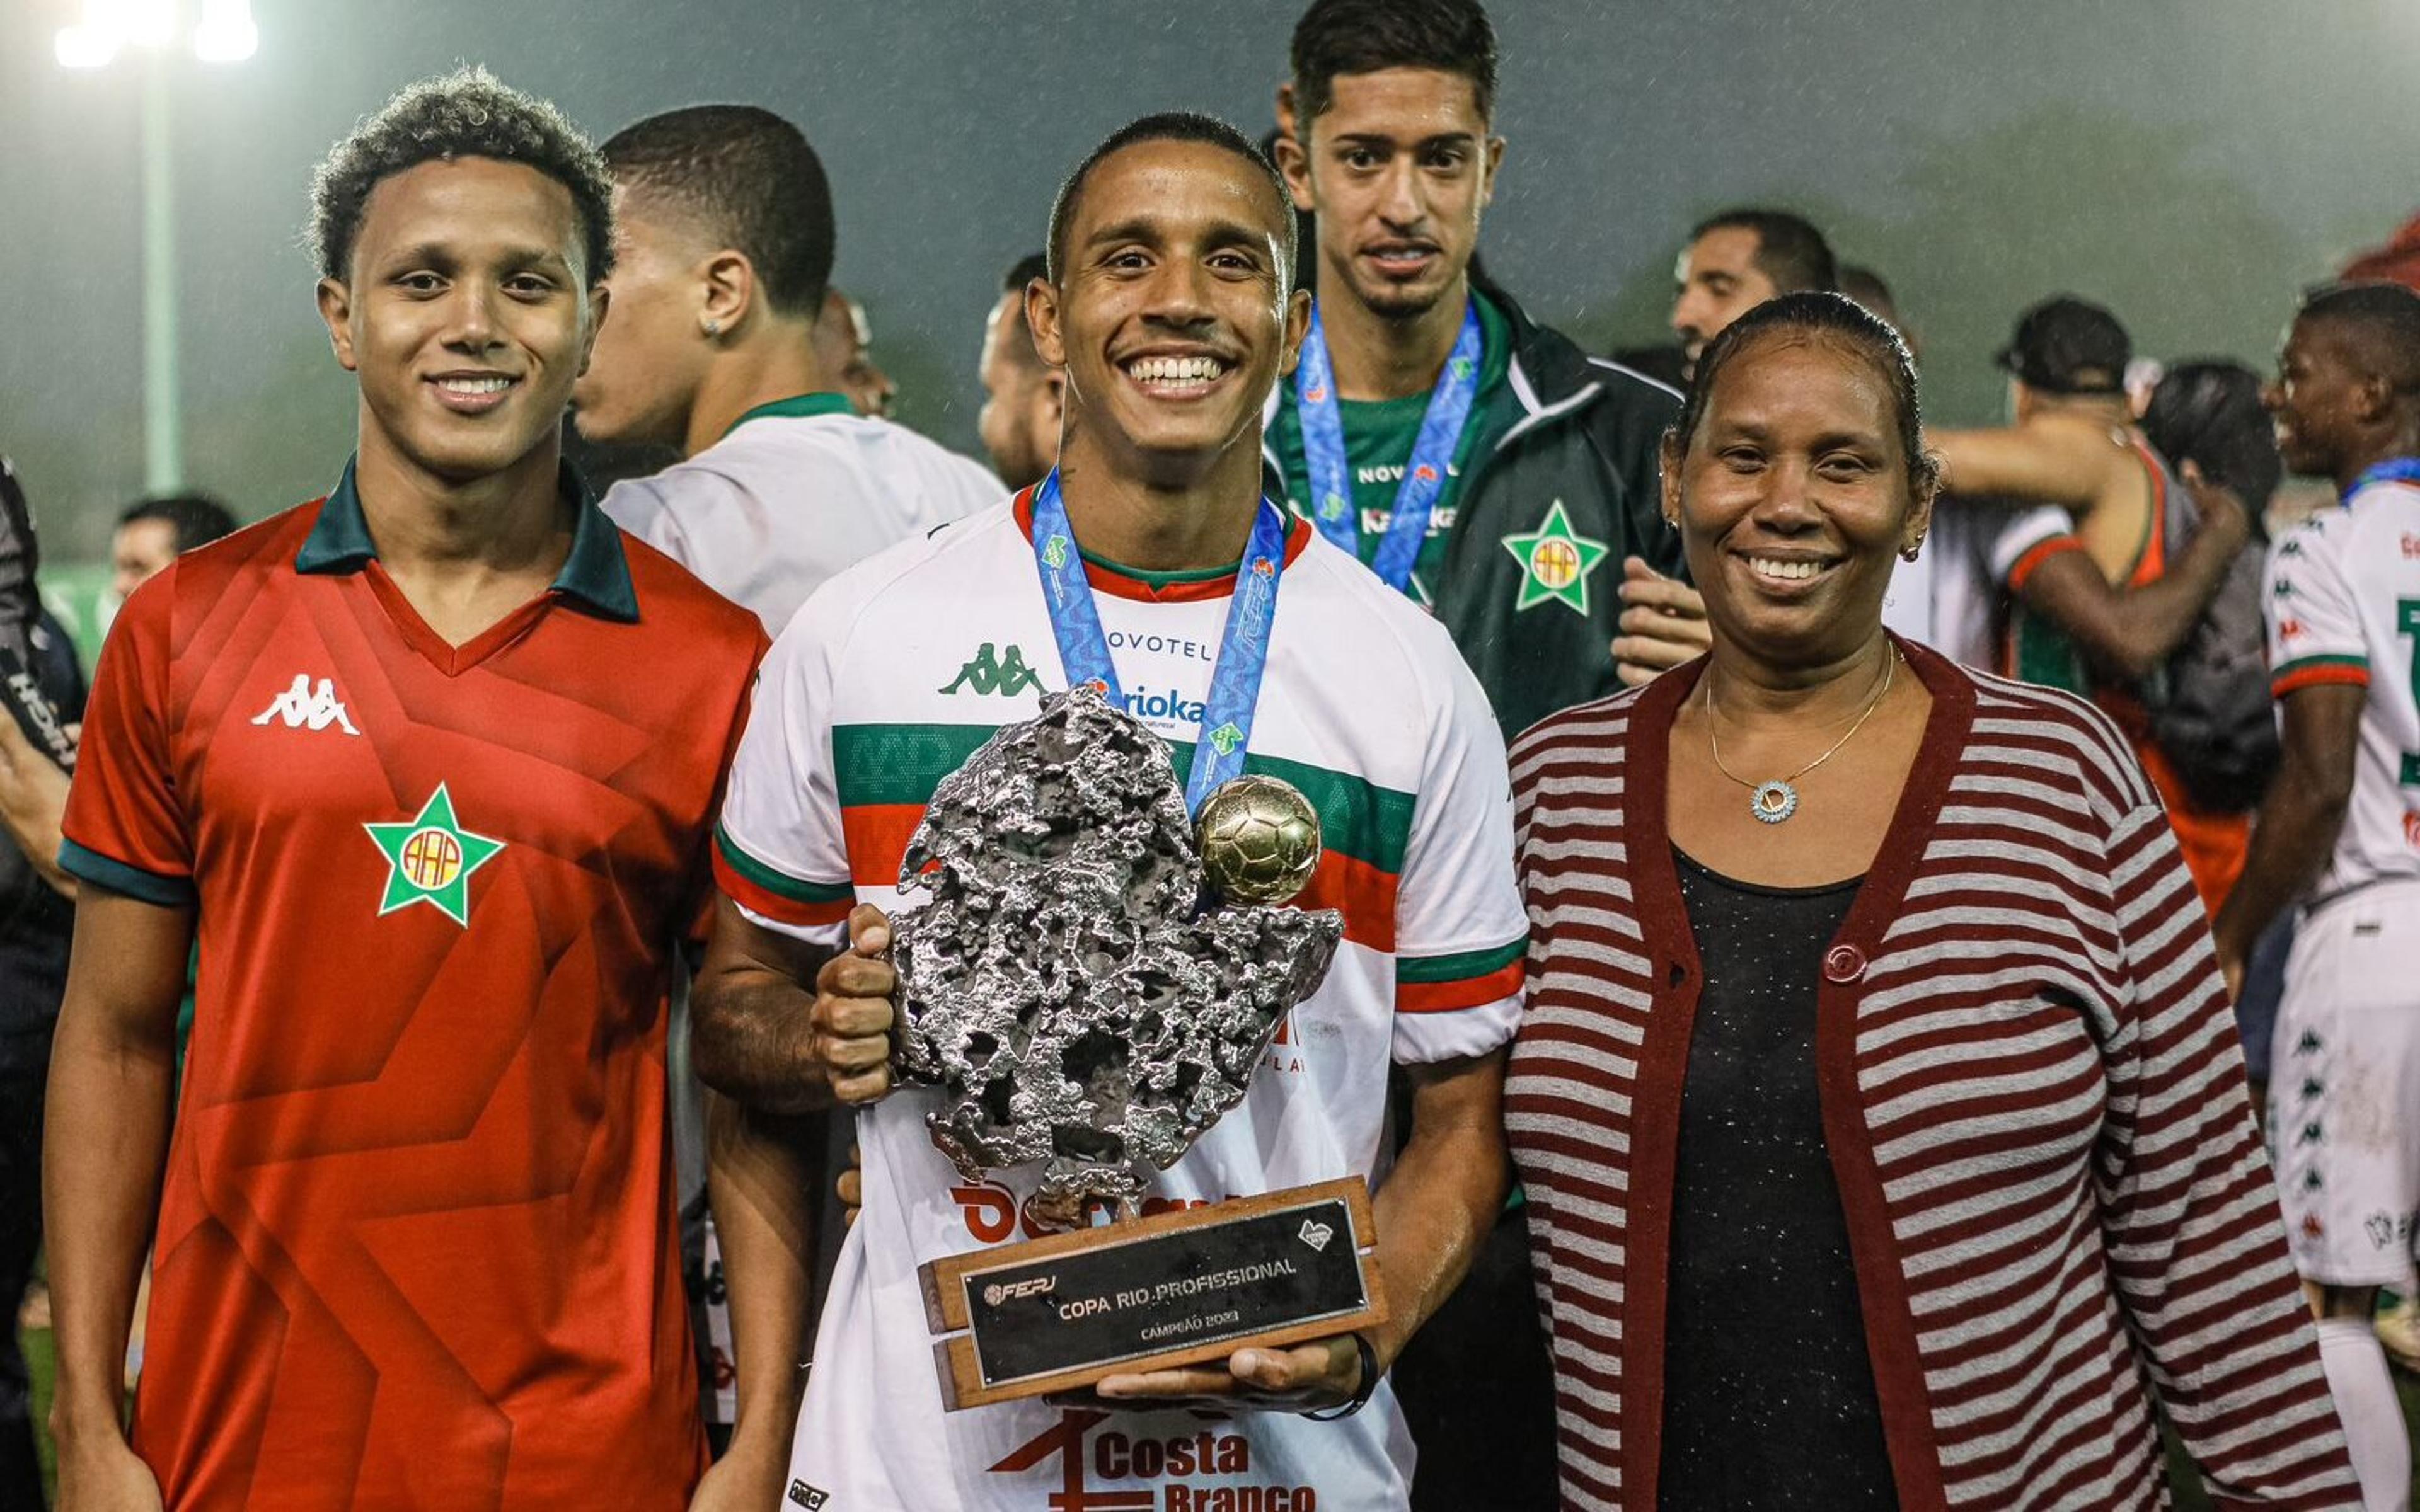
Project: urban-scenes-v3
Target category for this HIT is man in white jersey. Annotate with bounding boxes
[2213,282,2420,1511]
[693,113,1524,1511]
[573,105,997,638]
[815,287,898,420]
[570,103,998,1467]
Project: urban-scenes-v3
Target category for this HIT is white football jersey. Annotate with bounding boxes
[715,493,1528,1512]
[2264,474,2420,900]
[599,394,1001,636]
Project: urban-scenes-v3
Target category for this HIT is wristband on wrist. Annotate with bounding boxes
[1301,1331,1380,1421]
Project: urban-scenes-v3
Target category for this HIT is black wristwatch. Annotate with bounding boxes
[1301,1332,1381,1421]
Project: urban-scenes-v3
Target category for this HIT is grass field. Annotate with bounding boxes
[17,1321,2420,1506]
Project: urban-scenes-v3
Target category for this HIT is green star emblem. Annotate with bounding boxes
[364,783,505,926]
[1500,500,1610,615]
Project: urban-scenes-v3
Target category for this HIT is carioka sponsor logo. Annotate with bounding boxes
[251,673,361,735]
[1117,687,1206,725]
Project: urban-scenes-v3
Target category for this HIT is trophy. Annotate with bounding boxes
[891,687,1387,1409]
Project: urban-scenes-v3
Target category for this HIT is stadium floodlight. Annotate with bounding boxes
[192,0,257,63]
[52,0,256,491]
[55,1,255,70]
[53,25,117,68]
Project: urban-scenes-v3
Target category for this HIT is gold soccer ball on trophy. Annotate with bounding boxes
[1196,775,1322,905]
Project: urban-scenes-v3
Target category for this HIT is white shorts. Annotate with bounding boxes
[2270,878,2420,1288]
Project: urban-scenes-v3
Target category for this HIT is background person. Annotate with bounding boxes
[2212,282,2420,1511]
[2138,357,2295,1094]
[1667,207,1838,382]
[0,490,238,903]
[107,493,239,609]
[1506,292,2354,1509]
[576,105,998,639]
[1608,208,1843,690]
[1268,0,1697,744]
[0,455,81,1511]
[976,251,1062,491]
[1265,3,1691,1498]
[1933,296,2259,915]
[572,100,1000,1458]
[814,287,896,419]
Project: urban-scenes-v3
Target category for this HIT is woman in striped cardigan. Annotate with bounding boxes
[1504,292,2356,1509]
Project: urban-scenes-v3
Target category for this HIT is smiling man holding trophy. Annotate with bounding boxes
[693,112,1526,1511]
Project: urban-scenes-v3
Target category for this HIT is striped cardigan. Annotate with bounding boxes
[1504,641,2357,1511]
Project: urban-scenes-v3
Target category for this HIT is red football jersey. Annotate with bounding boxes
[61,464,765,1511]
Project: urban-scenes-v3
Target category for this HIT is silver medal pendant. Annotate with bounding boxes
[1751,780,1799,824]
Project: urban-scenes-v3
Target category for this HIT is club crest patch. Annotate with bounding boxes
[365,783,505,926]
[1501,500,1610,615]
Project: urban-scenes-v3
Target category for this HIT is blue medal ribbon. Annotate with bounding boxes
[2345,457,2420,503]
[1028,471,1290,812]
[1293,299,1484,593]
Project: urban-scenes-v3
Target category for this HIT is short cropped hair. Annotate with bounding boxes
[998,252,1051,369]
[1289,0,1499,126]
[2298,281,2420,396]
[1673,291,1937,499]
[118,493,239,555]
[603,105,835,318]
[1046,113,1296,293]
[309,67,614,284]
[1691,209,1839,297]
[1003,251,1051,298]
[2141,360,2283,518]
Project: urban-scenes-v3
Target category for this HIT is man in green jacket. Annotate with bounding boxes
[1266,0,1700,744]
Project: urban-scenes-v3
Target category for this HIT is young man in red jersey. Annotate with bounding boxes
[45,70,778,1511]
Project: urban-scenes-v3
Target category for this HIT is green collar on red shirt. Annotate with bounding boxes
[722,391,856,438]
[295,455,641,623]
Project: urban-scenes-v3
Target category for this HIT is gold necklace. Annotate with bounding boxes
[1705,650,1898,824]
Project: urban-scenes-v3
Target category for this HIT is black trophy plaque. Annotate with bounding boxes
[919,1177,1385,1409]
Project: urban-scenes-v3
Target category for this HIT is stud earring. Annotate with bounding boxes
[1900,533,1926,563]
[702,318,722,337]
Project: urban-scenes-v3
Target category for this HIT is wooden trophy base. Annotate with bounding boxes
[919,1176,1385,1411]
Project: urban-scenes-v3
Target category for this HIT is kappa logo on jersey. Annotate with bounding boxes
[364,782,504,926]
[251,673,362,735]
[943,643,1046,697]
[1501,500,1610,616]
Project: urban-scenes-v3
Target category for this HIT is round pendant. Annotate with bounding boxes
[1750,780,1799,824]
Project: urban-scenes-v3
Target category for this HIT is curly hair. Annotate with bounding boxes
[309,67,614,284]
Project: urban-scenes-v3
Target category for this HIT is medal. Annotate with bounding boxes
[2346,457,2420,503]
[1194,772,1322,905]
[1028,470,1290,813]
[1293,298,1483,594]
